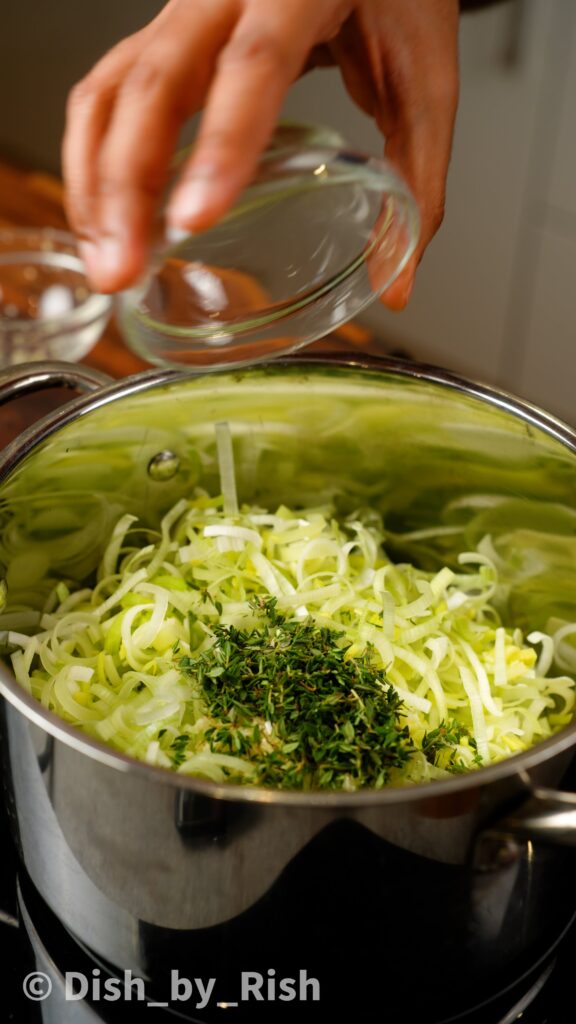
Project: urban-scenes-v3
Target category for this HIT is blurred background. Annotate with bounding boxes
[1,0,575,423]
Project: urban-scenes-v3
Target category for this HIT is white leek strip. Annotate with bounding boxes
[95,568,148,618]
[394,584,434,620]
[458,551,497,571]
[386,682,432,715]
[398,617,442,646]
[295,538,347,585]
[459,638,502,716]
[424,636,450,671]
[476,534,509,574]
[8,630,35,648]
[279,583,343,607]
[146,499,189,577]
[135,582,195,617]
[52,589,94,615]
[215,536,244,553]
[429,567,455,598]
[271,518,326,545]
[459,666,489,762]
[132,699,183,726]
[553,623,576,672]
[121,543,156,573]
[391,644,432,681]
[343,522,379,567]
[178,542,209,562]
[248,514,286,527]
[421,668,447,720]
[67,665,95,683]
[91,682,116,706]
[392,643,446,719]
[0,610,41,630]
[100,514,139,578]
[204,525,263,548]
[494,627,508,687]
[11,648,33,692]
[145,741,160,764]
[38,640,63,677]
[527,631,555,677]
[544,676,576,714]
[120,604,153,669]
[15,635,39,679]
[132,594,169,649]
[249,549,296,596]
[311,581,356,618]
[381,591,395,639]
[176,751,255,779]
[53,666,100,722]
[215,421,239,516]
[446,591,468,611]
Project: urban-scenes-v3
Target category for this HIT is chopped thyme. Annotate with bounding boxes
[170,733,190,767]
[179,597,415,789]
[421,719,482,772]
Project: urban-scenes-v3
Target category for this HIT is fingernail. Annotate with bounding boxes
[78,239,97,271]
[168,180,215,229]
[98,237,125,280]
[79,236,124,291]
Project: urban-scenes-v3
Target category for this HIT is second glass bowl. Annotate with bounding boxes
[0,228,111,365]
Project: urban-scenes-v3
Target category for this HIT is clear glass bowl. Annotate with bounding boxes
[0,228,111,365]
[116,128,419,371]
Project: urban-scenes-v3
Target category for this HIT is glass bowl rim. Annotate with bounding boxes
[119,145,420,342]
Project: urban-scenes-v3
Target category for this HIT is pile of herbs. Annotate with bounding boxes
[178,598,469,790]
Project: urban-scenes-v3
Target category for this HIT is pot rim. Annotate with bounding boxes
[1,352,576,806]
[2,353,576,482]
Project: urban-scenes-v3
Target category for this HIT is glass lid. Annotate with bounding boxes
[116,124,420,371]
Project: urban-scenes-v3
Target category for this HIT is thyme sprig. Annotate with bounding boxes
[421,719,482,772]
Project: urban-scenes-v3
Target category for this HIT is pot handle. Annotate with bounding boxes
[0,361,112,409]
[484,786,576,846]
[474,783,576,870]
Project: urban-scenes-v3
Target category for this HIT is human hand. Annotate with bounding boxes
[63,0,459,309]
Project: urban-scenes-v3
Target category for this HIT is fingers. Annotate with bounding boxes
[64,0,352,293]
[65,0,455,311]
[167,0,351,230]
[63,34,145,261]
[335,0,459,311]
[63,0,238,292]
[380,3,459,309]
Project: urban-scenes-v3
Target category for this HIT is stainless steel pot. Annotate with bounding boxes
[1,355,576,1020]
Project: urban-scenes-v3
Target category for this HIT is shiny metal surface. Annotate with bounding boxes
[0,360,112,404]
[485,786,576,845]
[0,356,576,1011]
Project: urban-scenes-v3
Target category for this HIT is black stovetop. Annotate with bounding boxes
[2,792,576,1024]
